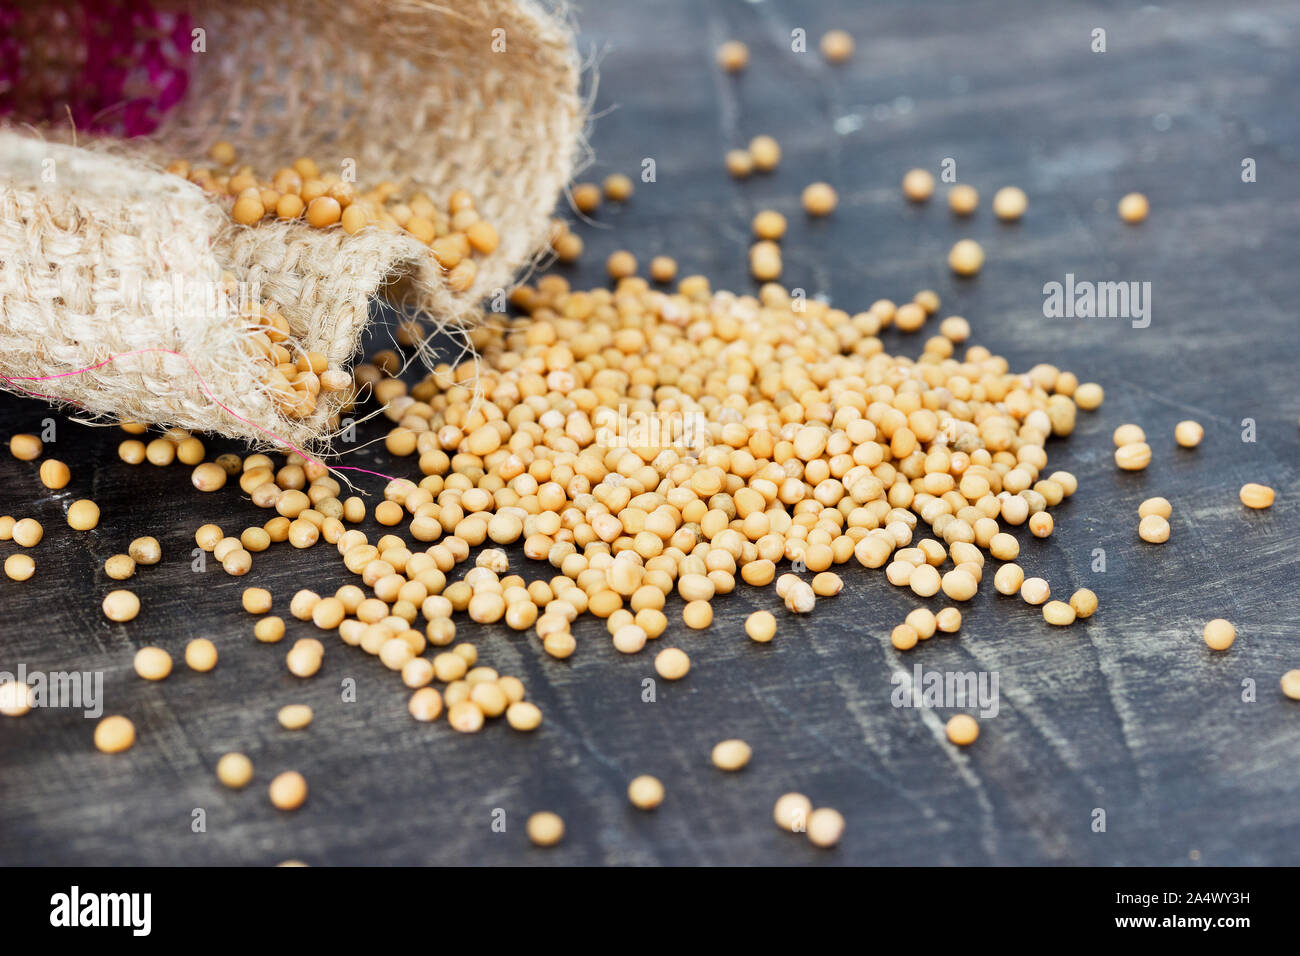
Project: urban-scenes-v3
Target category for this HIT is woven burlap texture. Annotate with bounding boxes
[0,0,581,445]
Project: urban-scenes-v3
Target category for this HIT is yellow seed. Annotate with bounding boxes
[902,168,934,202]
[1115,442,1151,471]
[1069,589,1099,619]
[1028,512,1054,538]
[1174,420,1203,447]
[9,433,43,460]
[185,638,218,672]
[409,687,444,722]
[505,700,543,731]
[606,250,637,279]
[269,771,308,810]
[1138,514,1170,543]
[0,681,33,716]
[993,563,1024,596]
[725,149,754,178]
[946,714,979,746]
[947,184,978,216]
[749,135,781,172]
[991,186,1028,221]
[216,753,253,789]
[1239,483,1274,509]
[603,173,634,202]
[627,775,665,810]
[39,459,70,489]
[819,29,854,63]
[649,256,677,283]
[936,607,962,633]
[191,462,228,491]
[255,615,286,643]
[1042,600,1076,626]
[891,624,918,651]
[1280,670,1300,701]
[774,792,812,832]
[448,700,485,733]
[948,239,984,276]
[12,517,42,547]
[683,600,713,629]
[571,182,601,214]
[277,705,313,730]
[1118,192,1149,223]
[801,182,838,216]
[67,499,100,530]
[1203,619,1235,651]
[745,610,777,643]
[208,141,237,166]
[1020,577,1050,605]
[94,716,135,753]
[1074,382,1104,410]
[5,553,35,581]
[133,647,172,681]
[102,589,140,622]
[806,807,845,848]
[752,209,787,240]
[711,738,752,771]
[527,811,565,847]
[1138,497,1172,520]
[128,536,161,565]
[716,40,749,72]
[654,647,690,680]
[242,587,273,614]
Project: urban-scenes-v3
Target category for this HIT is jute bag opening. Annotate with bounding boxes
[0,0,582,445]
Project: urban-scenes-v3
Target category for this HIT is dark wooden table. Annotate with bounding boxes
[2,0,1298,866]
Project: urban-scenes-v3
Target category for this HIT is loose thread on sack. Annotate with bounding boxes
[1,348,401,485]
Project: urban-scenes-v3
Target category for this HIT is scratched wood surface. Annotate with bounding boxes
[2,0,1298,866]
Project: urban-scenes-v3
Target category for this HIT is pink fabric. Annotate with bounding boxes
[0,0,192,136]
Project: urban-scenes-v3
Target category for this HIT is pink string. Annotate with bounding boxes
[1,347,401,485]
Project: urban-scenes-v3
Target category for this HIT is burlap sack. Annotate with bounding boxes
[0,0,581,445]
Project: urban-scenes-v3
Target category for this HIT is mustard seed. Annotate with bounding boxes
[725,149,754,178]
[948,239,984,276]
[628,775,664,810]
[1175,420,1203,448]
[946,714,979,746]
[1042,601,1076,626]
[269,771,308,810]
[67,499,100,530]
[255,616,286,643]
[5,553,35,581]
[948,184,978,216]
[103,589,140,622]
[118,439,145,464]
[746,610,777,643]
[993,563,1024,596]
[654,647,690,680]
[94,715,135,754]
[185,638,218,672]
[752,209,787,240]
[1139,497,1172,520]
[936,607,962,633]
[902,168,934,202]
[1280,670,1300,701]
[820,29,854,62]
[12,517,41,547]
[1021,577,1050,605]
[649,256,678,283]
[1203,619,1235,651]
[774,793,812,832]
[39,459,70,489]
[1118,192,1149,223]
[716,40,749,72]
[527,811,564,847]
[802,182,838,216]
[606,250,637,279]
[807,808,845,848]
[133,647,172,681]
[409,687,444,722]
[448,700,485,733]
[711,739,752,771]
[1139,514,1170,543]
[1069,589,1098,619]
[277,705,313,730]
[749,135,781,172]
[1028,512,1054,538]
[992,186,1027,221]
[506,700,542,731]
[191,462,228,491]
[0,681,33,716]
[1239,483,1275,509]
[891,624,918,651]
[217,753,253,789]
[571,182,601,214]
[128,536,161,565]
[1115,442,1151,471]
[603,173,634,202]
